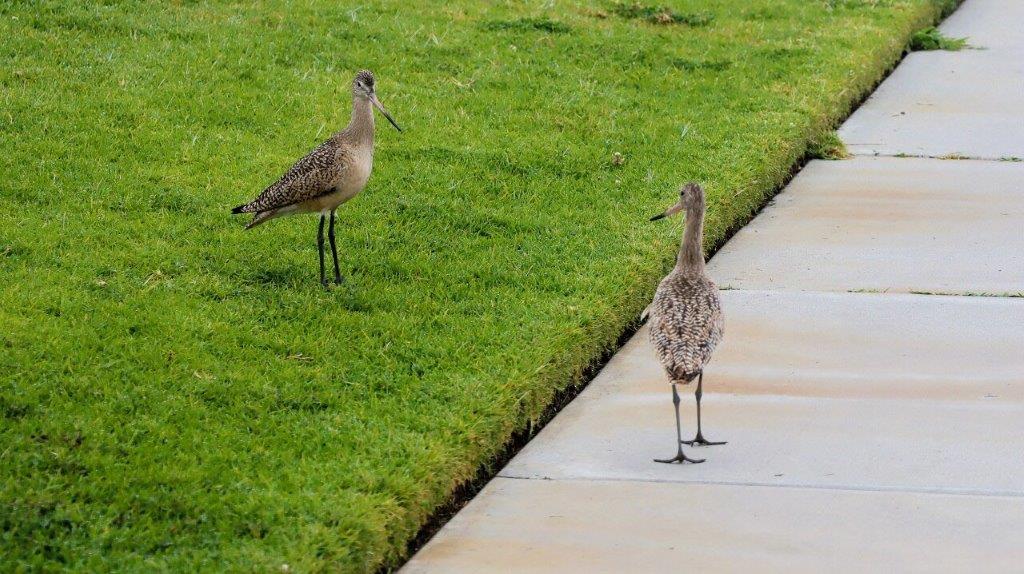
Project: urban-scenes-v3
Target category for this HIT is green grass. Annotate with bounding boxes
[807,130,851,160]
[910,24,967,50]
[1,0,956,571]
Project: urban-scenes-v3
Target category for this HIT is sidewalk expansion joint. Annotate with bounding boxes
[718,287,1024,300]
[847,151,1023,163]
[495,473,1024,499]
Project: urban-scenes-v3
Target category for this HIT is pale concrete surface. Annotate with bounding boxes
[708,291,1024,401]
[403,479,1024,574]
[840,0,1024,159]
[502,391,1024,495]
[566,291,1024,403]
[708,157,1024,294]
[499,292,1024,494]
[940,0,1024,56]
[403,2,1023,571]
[839,54,1024,159]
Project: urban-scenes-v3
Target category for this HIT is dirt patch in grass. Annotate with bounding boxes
[672,58,733,72]
[483,17,571,34]
[609,1,714,25]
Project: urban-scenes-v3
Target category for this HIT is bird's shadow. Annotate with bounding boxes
[246,266,375,312]
[250,266,308,288]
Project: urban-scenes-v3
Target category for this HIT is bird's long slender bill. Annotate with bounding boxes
[371,94,402,132]
[649,202,684,222]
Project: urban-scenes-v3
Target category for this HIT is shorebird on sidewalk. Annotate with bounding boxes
[647,182,726,464]
[232,70,401,288]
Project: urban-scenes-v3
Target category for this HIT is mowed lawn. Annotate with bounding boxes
[2,0,953,571]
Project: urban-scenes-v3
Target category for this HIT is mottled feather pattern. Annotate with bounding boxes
[648,271,723,383]
[354,69,375,88]
[237,139,348,214]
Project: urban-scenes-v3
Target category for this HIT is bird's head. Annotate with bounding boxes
[352,70,375,99]
[352,69,402,132]
[650,182,704,221]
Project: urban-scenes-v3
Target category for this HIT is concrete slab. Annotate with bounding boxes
[615,291,1024,402]
[501,392,1024,494]
[941,0,1024,56]
[708,157,1024,294]
[838,52,1024,159]
[402,478,1024,574]
[497,291,1024,493]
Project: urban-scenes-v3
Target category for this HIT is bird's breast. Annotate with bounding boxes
[343,145,374,193]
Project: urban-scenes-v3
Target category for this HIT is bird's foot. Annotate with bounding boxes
[681,434,727,447]
[333,274,345,285]
[654,447,705,465]
[320,279,333,290]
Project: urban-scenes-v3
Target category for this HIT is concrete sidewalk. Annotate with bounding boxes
[403,1,1024,571]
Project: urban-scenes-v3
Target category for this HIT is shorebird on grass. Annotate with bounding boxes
[232,70,401,288]
[646,182,725,464]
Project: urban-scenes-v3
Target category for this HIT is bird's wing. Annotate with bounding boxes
[241,141,345,213]
[697,283,724,363]
[648,279,723,380]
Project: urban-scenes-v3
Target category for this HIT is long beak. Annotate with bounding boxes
[649,202,684,222]
[370,93,402,132]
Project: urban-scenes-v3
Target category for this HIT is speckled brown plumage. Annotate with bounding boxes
[649,273,723,383]
[231,70,399,231]
[233,140,349,218]
[648,182,723,383]
[230,69,401,287]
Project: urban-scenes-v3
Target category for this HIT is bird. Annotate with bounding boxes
[231,70,402,288]
[646,182,725,464]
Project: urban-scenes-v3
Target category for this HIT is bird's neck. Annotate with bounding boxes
[343,96,375,145]
[675,204,706,275]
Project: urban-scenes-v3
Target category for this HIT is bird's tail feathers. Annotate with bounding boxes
[670,372,699,385]
[231,199,275,229]
[243,209,280,230]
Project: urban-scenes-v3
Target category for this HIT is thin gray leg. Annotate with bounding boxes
[682,373,727,446]
[655,383,705,464]
[328,210,343,284]
[318,214,328,288]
